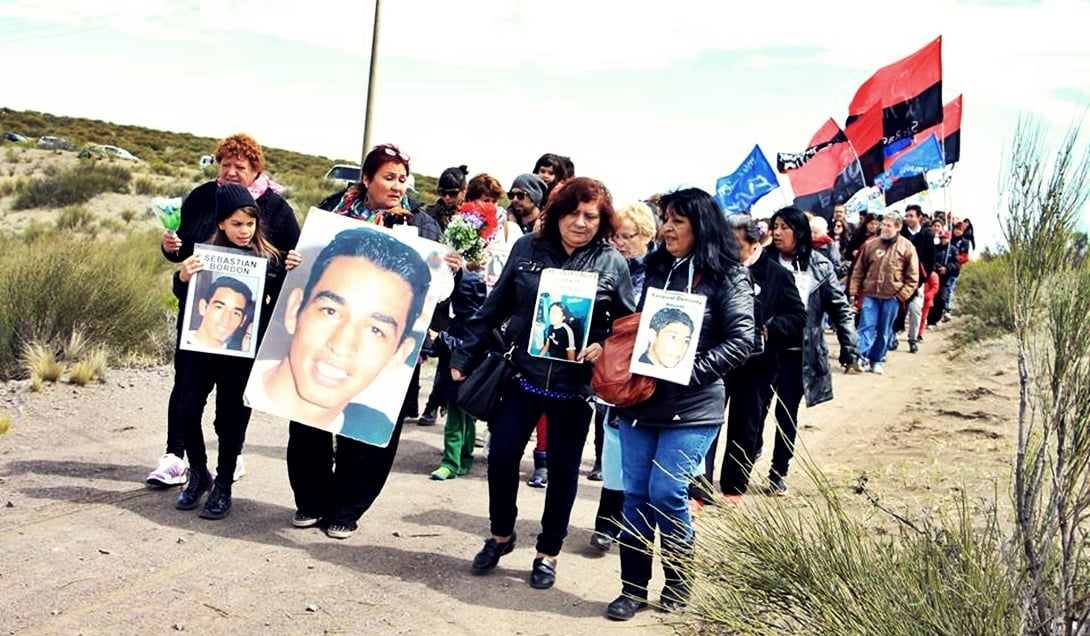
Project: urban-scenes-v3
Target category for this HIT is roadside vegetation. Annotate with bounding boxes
[682,115,1090,635]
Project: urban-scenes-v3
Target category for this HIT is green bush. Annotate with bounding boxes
[12,161,132,209]
[0,229,174,379]
[55,206,97,232]
[952,258,1015,347]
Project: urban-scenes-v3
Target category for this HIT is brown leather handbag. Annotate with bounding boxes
[591,313,656,408]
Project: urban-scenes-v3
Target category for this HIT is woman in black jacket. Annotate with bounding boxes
[605,188,754,621]
[690,213,805,507]
[451,177,635,591]
[148,133,299,489]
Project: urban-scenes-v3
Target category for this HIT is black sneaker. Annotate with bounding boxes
[529,556,557,589]
[324,521,357,539]
[768,472,788,497]
[889,336,900,351]
[471,532,516,574]
[174,468,212,510]
[909,340,919,354]
[589,531,614,552]
[527,467,548,488]
[587,461,603,481]
[606,595,648,621]
[418,408,437,426]
[292,511,320,528]
[199,482,232,520]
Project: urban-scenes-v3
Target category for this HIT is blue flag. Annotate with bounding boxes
[875,133,945,190]
[715,145,780,214]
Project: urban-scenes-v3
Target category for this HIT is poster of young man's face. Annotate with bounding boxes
[629,288,706,385]
[179,245,267,358]
[244,209,453,447]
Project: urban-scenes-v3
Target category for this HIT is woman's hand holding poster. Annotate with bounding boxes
[179,244,267,358]
[528,268,597,363]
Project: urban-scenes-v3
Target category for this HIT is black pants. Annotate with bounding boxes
[286,417,404,527]
[174,349,253,482]
[486,385,591,556]
[164,310,187,458]
[696,352,778,499]
[770,349,804,478]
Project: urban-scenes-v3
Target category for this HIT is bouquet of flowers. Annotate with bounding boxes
[443,202,500,264]
[151,196,182,232]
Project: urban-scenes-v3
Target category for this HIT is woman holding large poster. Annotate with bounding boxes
[604,188,754,621]
[285,144,453,541]
[148,133,299,489]
[451,177,635,590]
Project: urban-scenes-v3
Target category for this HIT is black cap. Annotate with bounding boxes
[438,165,468,191]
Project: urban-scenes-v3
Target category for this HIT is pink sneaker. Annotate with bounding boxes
[146,454,187,488]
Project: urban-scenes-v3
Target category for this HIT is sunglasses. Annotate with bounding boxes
[439,189,461,197]
[507,191,529,200]
[375,144,410,162]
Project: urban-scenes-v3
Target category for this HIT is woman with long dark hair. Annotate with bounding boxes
[765,206,859,496]
[605,188,754,620]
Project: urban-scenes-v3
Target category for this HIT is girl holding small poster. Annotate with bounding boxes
[171,183,301,520]
[605,188,754,621]
[451,177,635,590]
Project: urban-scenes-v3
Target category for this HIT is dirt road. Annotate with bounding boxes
[0,325,1016,635]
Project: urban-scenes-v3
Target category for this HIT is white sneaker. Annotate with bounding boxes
[212,455,246,483]
[871,362,886,375]
[146,454,188,488]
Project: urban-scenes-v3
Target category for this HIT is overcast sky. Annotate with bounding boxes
[3,0,1089,248]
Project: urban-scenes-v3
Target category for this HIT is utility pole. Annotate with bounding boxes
[359,0,381,168]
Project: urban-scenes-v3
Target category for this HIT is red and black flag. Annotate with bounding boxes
[881,95,963,204]
[844,104,884,186]
[849,37,943,149]
[781,119,864,221]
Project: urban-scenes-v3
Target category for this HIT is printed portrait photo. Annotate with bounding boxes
[244,209,453,447]
[527,269,598,363]
[629,288,707,385]
[179,244,267,359]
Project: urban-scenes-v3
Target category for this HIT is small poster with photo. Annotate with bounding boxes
[244,208,454,448]
[629,288,707,385]
[483,244,511,294]
[528,268,597,363]
[179,243,268,358]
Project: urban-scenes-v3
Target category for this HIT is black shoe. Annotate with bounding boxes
[292,511,320,528]
[324,521,357,539]
[659,591,688,613]
[418,408,437,426]
[529,556,557,589]
[589,531,614,552]
[471,532,516,574]
[606,595,648,621]
[890,336,900,350]
[587,461,603,481]
[199,481,232,519]
[174,468,212,510]
[768,472,788,497]
[909,340,919,354]
[527,467,548,488]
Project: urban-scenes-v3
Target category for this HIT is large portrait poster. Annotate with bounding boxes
[528,268,597,363]
[629,288,707,385]
[244,209,453,447]
[179,244,268,358]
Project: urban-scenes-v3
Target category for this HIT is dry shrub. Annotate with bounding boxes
[0,410,11,435]
[21,341,62,384]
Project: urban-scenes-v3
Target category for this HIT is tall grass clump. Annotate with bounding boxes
[0,409,12,435]
[20,341,63,384]
[12,161,131,209]
[0,229,173,379]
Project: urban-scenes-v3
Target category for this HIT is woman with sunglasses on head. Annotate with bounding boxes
[287,143,450,540]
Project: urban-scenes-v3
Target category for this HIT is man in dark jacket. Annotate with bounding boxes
[897,204,935,353]
[932,230,962,324]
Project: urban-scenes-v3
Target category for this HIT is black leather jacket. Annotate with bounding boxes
[617,252,755,427]
[452,233,635,397]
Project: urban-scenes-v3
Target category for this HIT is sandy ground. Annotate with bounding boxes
[0,322,1017,635]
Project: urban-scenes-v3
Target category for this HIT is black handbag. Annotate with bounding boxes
[456,345,517,422]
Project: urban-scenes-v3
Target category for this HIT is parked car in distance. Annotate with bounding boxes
[79,144,141,161]
[199,154,215,167]
[3,132,29,143]
[38,135,77,151]
[325,164,361,186]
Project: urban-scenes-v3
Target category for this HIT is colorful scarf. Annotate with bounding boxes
[332,186,412,227]
[217,172,285,201]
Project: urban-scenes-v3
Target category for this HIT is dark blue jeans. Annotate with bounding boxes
[486,385,592,556]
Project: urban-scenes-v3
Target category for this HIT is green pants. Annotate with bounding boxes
[440,403,477,475]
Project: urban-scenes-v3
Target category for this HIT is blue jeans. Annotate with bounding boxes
[617,419,719,547]
[857,296,900,364]
[945,275,959,310]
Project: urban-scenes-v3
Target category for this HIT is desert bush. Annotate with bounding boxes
[0,409,10,434]
[687,480,1020,635]
[20,341,62,384]
[148,160,175,177]
[952,257,1015,347]
[0,229,174,379]
[68,346,108,386]
[120,208,137,224]
[0,176,25,197]
[55,206,97,232]
[13,161,132,209]
[133,176,158,195]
